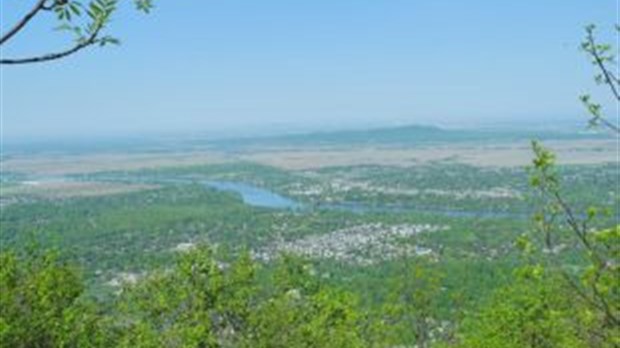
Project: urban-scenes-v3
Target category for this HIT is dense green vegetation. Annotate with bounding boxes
[1,226,617,347]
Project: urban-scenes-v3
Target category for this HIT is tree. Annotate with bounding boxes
[526,24,619,347]
[455,24,619,348]
[0,0,153,65]
[115,246,256,348]
[0,247,108,347]
[244,255,366,348]
[114,249,367,347]
[380,258,443,348]
[458,273,586,348]
[529,142,619,346]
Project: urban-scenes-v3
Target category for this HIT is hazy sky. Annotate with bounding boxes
[1,1,617,140]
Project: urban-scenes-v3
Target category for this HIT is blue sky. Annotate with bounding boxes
[0,1,617,140]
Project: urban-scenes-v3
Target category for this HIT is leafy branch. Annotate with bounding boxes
[0,0,153,64]
[530,141,619,330]
[579,25,620,133]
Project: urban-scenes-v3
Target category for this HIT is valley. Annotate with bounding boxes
[1,126,617,306]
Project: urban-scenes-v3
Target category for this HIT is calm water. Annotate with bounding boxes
[204,181,301,209]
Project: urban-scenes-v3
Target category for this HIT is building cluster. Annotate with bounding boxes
[254,223,448,265]
[287,179,521,201]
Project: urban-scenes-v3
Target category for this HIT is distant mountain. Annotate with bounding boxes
[4,124,608,155]
[263,125,449,145]
[213,124,605,149]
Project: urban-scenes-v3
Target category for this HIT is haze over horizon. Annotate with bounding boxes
[1,1,617,141]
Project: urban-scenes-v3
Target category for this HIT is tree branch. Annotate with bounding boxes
[581,27,620,134]
[586,30,620,102]
[1,41,93,64]
[597,117,620,134]
[0,0,49,46]
[0,30,101,65]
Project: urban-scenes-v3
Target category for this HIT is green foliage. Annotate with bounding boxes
[243,255,366,347]
[379,258,443,347]
[54,0,152,46]
[458,274,587,348]
[114,246,253,347]
[0,248,107,348]
[246,282,365,347]
[100,247,366,347]
[529,141,619,345]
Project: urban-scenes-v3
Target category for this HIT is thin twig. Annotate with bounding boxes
[0,0,49,45]
[597,117,620,134]
[586,31,620,102]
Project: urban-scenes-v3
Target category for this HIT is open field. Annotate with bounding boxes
[1,151,230,176]
[242,139,618,169]
[2,138,616,177]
